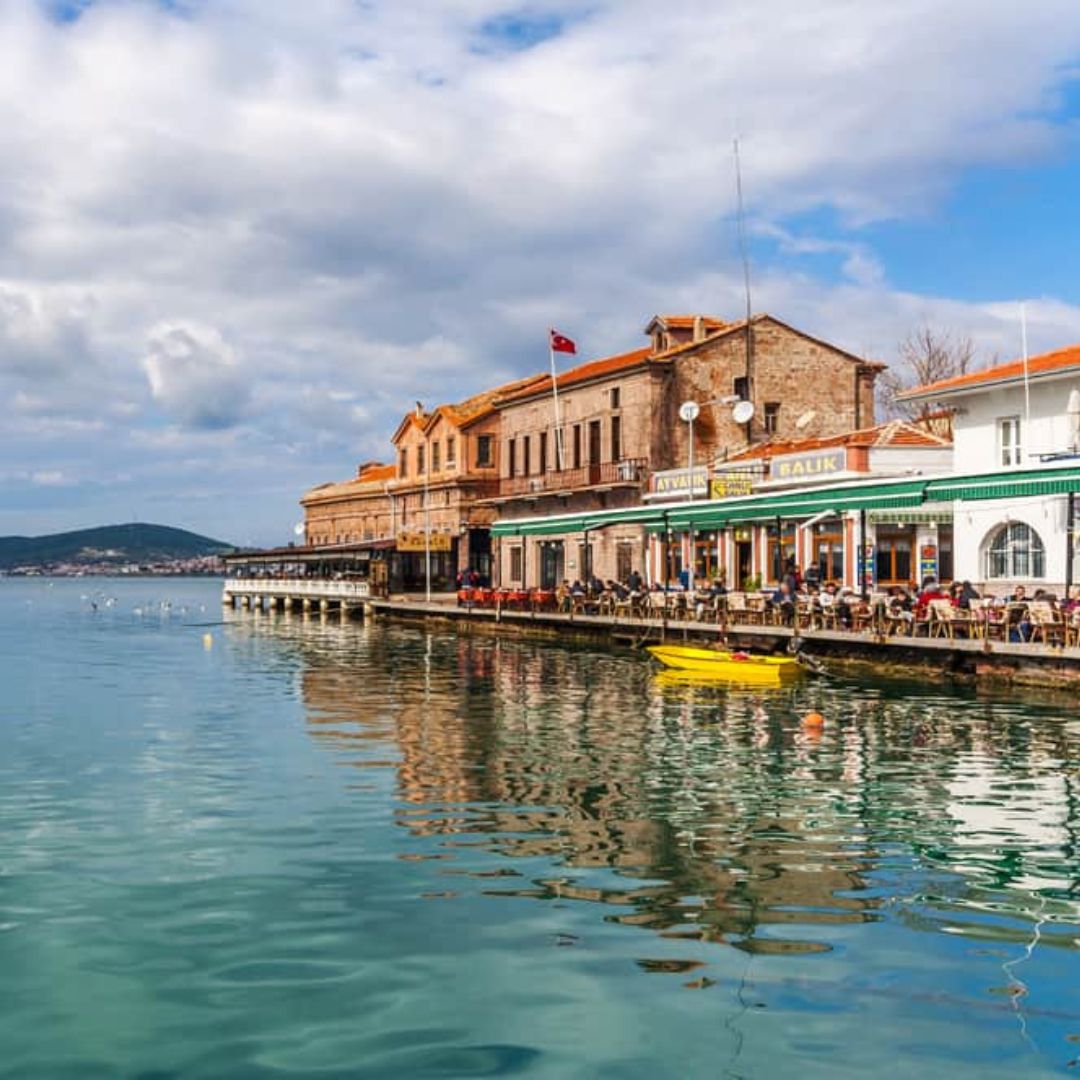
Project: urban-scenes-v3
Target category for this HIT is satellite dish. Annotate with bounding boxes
[732,400,755,425]
[795,409,816,430]
[678,400,700,423]
[293,522,304,537]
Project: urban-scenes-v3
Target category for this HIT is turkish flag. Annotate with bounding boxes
[550,329,576,354]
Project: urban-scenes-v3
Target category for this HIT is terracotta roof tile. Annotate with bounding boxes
[901,343,1080,399]
[726,420,950,462]
[496,347,652,405]
[652,314,728,330]
[357,463,396,483]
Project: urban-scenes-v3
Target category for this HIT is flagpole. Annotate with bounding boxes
[549,331,565,472]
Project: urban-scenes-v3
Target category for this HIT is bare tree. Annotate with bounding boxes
[877,326,977,421]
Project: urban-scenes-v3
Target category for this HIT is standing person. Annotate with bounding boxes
[628,569,643,594]
[803,562,820,589]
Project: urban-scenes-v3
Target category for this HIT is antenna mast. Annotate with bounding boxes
[734,137,754,439]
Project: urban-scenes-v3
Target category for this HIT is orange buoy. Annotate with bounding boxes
[802,711,825,728]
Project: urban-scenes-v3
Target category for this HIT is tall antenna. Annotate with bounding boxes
[733,137,754,438]
[1020,302,1031,441]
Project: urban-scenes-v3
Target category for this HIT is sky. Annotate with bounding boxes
[3,0,1080,546]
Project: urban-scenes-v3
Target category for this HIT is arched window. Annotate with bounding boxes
[986,522,1045,579]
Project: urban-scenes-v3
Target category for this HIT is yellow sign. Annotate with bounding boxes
[710,473,754,499]
[397,531,452,552]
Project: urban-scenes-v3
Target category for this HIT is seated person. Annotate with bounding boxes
[771,580,796,625]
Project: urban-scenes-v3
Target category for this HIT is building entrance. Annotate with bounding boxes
[539,541,564,589]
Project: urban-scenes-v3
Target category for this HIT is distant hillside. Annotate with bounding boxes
[0,523,234,569]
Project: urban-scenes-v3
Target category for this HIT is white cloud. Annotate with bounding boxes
[3,0,1080,539]
[141,321,249,429]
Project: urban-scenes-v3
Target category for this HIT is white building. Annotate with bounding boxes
[899,345,1080,594]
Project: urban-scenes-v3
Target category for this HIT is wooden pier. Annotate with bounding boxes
[222,579,1080,688]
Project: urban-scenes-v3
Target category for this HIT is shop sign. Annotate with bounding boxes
[397,531,452,553]
[919,544,938,582]
[771,448,846,483]
[733,527,752,543]
[857,543,875,588]
[710,471,755,499]
[651,467,709,499]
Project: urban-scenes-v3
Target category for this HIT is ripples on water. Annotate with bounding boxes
[1,578,1079,1078]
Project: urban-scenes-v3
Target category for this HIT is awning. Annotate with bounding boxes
[868,508,953,525]
[925,466,1080,502]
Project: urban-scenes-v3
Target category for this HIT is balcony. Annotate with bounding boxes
[497,458,647,500]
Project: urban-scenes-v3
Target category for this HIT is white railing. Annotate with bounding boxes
[223,578,371,600]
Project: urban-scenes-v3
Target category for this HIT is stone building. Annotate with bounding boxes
[492,312,884,589]
[302,379,540,590]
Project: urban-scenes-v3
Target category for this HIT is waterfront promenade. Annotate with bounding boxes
[223,577,1080,688]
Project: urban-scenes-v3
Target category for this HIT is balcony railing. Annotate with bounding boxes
[499,458,647,499]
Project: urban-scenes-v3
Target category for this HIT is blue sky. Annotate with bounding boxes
[3,0,1080,544]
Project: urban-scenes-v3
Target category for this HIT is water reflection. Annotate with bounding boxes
[282,618,1080,962]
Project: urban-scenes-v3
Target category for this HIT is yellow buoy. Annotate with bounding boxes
[202,633,213,650]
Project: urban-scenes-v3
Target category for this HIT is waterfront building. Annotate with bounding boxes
[899,343,1080,594]
[490,312,883,589]
[302,381,540,590]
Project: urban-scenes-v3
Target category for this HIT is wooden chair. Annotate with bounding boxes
[724,592,749,625]
[883,604,913,636]
[1028,601,1066,646]
[795,596,818,631]
[1067,609,1080,648]
[928,599,965,638]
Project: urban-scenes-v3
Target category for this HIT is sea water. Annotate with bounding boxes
[1,577,1079,1078]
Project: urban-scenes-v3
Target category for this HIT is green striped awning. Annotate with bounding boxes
[925,466,1080,502]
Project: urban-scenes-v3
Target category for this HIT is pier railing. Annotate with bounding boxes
[223,578,371,601]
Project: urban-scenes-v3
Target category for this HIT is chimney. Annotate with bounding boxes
[693,316,705,342]
[415,400,423,417]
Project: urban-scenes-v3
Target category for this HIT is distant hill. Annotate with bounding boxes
[0,523,234,569]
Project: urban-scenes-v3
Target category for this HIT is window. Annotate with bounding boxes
[539,431,548,473]
[417,444,425,474]
[733,376,749,400]
[507,437,516,478]
[523,434,531,475]
[987,522,1045,579]
[446,436,456,467]
[999,416,1022,467]
[764,402,780,435]
[611,415,622,461]
[432,440,440,473]
[572,424,582,469]
[399,448,407,478]
[610,387,621,409]
[616,542,633,582]
[509,545,523,583]
[476,435,493,467]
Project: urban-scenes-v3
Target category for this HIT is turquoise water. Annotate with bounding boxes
[2,578,1079,1078]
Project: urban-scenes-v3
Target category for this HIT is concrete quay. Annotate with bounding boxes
[221,579,1080,689]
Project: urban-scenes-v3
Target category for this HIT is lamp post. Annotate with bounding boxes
[423,450,431,605]
[678,401,700,593]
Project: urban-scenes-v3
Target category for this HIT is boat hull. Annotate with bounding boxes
[647,645,803,683]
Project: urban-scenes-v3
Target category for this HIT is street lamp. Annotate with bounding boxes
[678,400,700,593]
[678,395,740,593]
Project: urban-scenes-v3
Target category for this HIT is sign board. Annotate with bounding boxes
[919,544,938,583]
[771,448,847,484]
[710,472,755,499]
[857,543,875,589]
[397,531,452,553]
[651,467,709,500]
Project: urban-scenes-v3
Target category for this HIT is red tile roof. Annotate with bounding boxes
[357,463,396,483]
[648,314,728,331]
[495,346,652,405]
[901,343,1080,399]
[726,420,950,462]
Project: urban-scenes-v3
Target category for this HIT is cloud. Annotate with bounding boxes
[2,0,1080,539]
[141,322,249,429]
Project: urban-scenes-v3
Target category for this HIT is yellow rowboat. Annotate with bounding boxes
[647,645,804,683]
